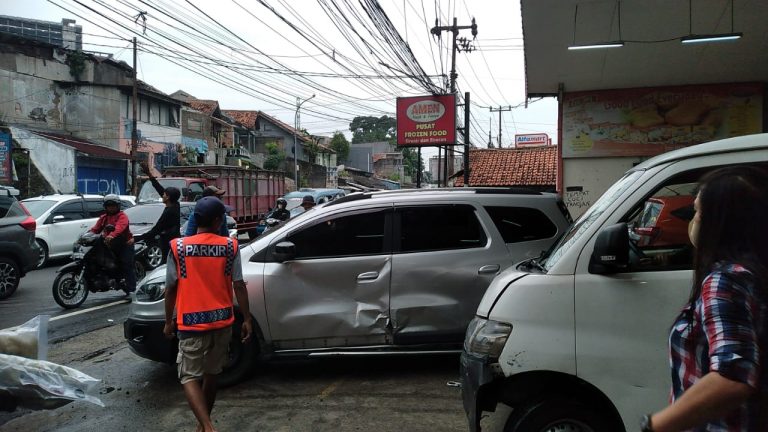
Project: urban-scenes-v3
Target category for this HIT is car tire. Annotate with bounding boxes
[218,310,259,388]
[0,258,20,300]
[36,239,49,268]
[504,398,612,432]
[145,244,163,269]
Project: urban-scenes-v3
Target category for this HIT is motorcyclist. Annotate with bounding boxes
[89,194,135,293]
[268,198,291,221]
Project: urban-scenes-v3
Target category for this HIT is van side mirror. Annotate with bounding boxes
[273,241,296,262]
[51,215,66,223]
[589,223,629,274]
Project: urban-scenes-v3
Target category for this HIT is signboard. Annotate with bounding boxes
[0,132,12,185]
[515,133,549,147]
[77,166,126,195]
[562,83,763,158]
[396,94,456,147]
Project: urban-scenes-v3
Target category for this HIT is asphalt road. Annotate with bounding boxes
[0,259,131,342]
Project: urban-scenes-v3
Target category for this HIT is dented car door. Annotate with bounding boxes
[262,206,393,350]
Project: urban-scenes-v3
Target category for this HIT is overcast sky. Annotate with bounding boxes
[3,0,558,164]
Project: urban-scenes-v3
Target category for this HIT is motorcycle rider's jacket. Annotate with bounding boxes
[171,233,237,332]
[269,208,290,221]
[90,211,133,241]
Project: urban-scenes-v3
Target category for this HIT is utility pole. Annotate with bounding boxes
[462,91,470,186]
[490,105,512,148]
[488,118,493,148]
[131,37,138,195]
[431,17,477,186]
[294,94,315,190]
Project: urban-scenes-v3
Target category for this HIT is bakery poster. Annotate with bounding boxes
[562,83,763,158]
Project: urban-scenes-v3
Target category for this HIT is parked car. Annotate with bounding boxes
[282,188,346,211]
[0,186,40,300]
[125,187,572,386]
[630,194,695,248]
[125,202,194,269]
[460,134,768,432]
[22,195,134,268]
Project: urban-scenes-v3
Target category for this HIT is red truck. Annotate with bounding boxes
[137,165,285,238]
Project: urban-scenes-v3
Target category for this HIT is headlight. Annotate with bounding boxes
[464,317,512,360]
[135,281,166,302]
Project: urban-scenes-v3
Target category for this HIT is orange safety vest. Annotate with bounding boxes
[171,233,237,332]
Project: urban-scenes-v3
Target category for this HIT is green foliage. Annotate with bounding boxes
[349,115,396,144]
[400,147,423,178]
[388,173,401,182]
[305,139,320,164]
[329,132,350,163]
[65,51,88,80]
[264,141,285,171]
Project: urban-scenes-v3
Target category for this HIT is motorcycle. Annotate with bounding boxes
[52,228,149,309]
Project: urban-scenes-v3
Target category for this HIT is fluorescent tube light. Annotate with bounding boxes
[568,42,625,50]
[681,33,742,44]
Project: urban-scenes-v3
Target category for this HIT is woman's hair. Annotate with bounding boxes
[690,165,768,303]
[165,186,181,203]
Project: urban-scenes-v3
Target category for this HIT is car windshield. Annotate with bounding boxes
[138,179,187,203]
[123,205,164,224]
[542,169,644,271]
[22,200,56,218]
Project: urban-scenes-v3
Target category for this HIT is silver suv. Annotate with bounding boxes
[124,188,572,385]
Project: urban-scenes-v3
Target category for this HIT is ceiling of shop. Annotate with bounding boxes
[521,0,768,96]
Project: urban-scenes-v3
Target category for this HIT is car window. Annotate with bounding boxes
[188,183,205,202]
[85,200,105,218]
[21,200,55,219]
[286,209,388,259]
[0,196,25,219]
[397,205,487,253]
[51,200,84,221]
[484,206,557,243]
[180,204,193,223]
[123,205,164,224]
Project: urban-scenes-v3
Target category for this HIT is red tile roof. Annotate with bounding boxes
[453,146,557,187]
[222,110,258,128]
[188,99,219,115]
[31,131,131,160]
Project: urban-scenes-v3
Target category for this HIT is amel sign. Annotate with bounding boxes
[396,94,456,147]
[514,133,550,148]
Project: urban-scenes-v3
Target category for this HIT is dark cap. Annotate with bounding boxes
[203,185,226,197]
[194,196,226,221]
[302,195,315,205]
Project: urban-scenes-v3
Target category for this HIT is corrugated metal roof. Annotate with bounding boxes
[31,131,130,160]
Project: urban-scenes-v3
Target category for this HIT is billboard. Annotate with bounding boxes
[515,133,549,147]
[562,83,763,158]
[0,132,12,185]
[396,94,456,147]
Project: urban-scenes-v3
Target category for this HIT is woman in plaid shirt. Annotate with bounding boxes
[646,167,768,432]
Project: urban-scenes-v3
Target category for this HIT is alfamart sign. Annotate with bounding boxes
[396,94,456,147]
[514,133,550,147]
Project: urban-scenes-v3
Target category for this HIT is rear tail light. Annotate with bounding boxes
[17,202,36,231]
[20,216,36,231]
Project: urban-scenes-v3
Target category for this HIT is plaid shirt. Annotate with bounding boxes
[669,263,768,431]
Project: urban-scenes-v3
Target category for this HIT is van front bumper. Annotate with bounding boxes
[461,352,501,432]
[123,317,177,363]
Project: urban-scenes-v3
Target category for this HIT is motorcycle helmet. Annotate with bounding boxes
[276,197,287,208]
[103,194,120,207]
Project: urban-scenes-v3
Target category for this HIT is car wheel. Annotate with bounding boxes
[36,239,49,268]
[504,398,612,432]
[218,310,259,388]
[146,244,163,269]
[0,258,20,300]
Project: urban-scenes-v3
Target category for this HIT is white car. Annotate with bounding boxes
[21,195,134,268]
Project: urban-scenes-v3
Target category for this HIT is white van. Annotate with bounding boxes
[460,134,768,432]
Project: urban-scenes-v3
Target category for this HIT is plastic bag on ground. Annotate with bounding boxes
[0,315,49,360]
[0,353,103,410]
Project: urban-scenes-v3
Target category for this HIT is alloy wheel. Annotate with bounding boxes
[0,262,18,298]
[146,245,163,268]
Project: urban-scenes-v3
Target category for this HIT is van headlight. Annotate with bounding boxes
[135,280,166,302]
[464,317,512,360]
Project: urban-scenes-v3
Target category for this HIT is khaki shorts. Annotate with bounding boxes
[177,326,232,384]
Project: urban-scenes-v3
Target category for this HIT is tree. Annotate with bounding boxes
[349,115,396,144]
[263,142,285,171]
[329,132,350,163]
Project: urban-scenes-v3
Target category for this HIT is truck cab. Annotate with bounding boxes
[460,133,768,432]
[137,178,206,204]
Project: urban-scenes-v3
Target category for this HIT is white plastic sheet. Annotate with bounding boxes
[0,315,49,360]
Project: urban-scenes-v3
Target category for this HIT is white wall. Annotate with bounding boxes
[563,156,645,218]
[10,126,76,193]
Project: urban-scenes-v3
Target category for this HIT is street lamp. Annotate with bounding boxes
[294,94,315,189]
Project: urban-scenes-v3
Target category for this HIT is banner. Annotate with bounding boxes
[515,133,549,147]
[562,83,763,158]
[396,94,456,147]
[0,132,12,185]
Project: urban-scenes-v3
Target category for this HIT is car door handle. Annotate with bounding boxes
[357,271,379,281]
[478,265,500,275]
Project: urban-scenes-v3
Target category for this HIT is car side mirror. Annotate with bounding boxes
[51,215,65,223]
[273,241,296,262]
[589,223,629,274]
